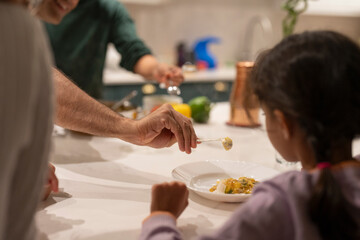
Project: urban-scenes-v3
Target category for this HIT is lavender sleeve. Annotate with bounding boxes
[140,214,182,240]
[139,181,293,240]
[199,186,293,240]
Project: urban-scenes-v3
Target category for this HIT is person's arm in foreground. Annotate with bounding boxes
[54,68,196,153]
[0,3,54,237]
[134,54,184,87]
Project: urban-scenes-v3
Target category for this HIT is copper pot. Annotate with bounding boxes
[227,62,260,127]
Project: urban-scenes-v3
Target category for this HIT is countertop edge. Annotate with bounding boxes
[103,67,236,85]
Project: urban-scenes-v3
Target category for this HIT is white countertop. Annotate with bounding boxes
[103,67,236,85]
[103,44,235,85]
[36,102,360,240]
[305,0,360,17]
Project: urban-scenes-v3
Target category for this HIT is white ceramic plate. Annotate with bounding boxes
[172,160,280,202]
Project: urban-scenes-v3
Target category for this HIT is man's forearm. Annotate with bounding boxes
[53,67,196,153]
[133,54,159,81]
[53,68,137,141]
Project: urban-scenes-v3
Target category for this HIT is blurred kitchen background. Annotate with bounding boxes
[103,0,360,106]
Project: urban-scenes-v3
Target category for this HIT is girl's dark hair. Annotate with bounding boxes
[249,31,360,239]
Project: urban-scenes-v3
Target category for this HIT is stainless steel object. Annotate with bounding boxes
[197,137,233,151]
[159,82,181,95]
[240,16,273,61]
[159,62,196,96]
[167,81,181,95]
[111,90,138,110]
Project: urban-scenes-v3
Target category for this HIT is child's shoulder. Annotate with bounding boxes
[254,170,314,198]
[268,170,310,185]
[255,165,360,197]
[263,170,310,185]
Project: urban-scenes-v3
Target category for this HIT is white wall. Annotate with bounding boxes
[121,0,360,65]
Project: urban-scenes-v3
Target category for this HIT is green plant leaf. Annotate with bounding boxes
[282,0,309,38]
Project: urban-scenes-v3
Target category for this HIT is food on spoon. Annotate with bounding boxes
[209,177,258,194]
[222,137,233,151]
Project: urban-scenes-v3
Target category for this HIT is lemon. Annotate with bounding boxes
[171,103,192,118]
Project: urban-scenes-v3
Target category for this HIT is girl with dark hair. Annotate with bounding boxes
[139,31,360,240]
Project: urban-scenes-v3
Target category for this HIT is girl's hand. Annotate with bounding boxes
[150,181,189,219]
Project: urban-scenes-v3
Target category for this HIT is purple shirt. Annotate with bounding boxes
[140,166,360,240]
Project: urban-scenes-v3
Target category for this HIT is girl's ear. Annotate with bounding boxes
[273,110,292,140]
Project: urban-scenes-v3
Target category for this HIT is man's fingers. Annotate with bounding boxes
[189,122,197,149]
[146,104,197,153]
[162,68,184,87]
[170,110,197,154]
[161,116,185,152]
[179,117,192,154]
[172,70,184,85]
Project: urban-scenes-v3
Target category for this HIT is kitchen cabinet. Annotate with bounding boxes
[103,80,234,107]
[102,68,236,106]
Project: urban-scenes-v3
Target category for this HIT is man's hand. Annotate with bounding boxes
[150,181,189,219]
[134,55,184,87]
[42,163,59,200]
[135,104,197,154]
[153,63,184,87]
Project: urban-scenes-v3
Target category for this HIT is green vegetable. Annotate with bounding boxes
[188,96,211,123]
[225,187,233,194]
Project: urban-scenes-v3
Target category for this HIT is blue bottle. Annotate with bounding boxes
[193,36,220,69]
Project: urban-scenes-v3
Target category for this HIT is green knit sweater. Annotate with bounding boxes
[45,0,151,98]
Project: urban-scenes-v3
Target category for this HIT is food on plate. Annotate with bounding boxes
[222,137,233,151]
[209,177,258,194]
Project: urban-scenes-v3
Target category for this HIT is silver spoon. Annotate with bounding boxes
[159,81,181,96]
[197,137,233,151]
[167,81,181,95]
[159,62,197,96]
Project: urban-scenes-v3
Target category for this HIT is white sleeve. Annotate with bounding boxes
[0,4,53,240]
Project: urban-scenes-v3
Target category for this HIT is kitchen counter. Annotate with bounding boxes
[36,102,360,240]
[103,67,236,85]
[103,67,236,105]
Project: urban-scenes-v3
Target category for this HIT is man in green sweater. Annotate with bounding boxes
[44,0,183,98]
